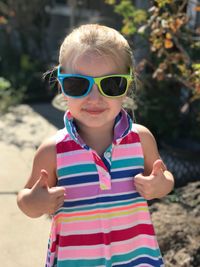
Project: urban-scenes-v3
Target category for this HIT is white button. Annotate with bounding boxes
[105,151,111,158]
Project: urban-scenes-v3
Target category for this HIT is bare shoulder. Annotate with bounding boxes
[25,136,57,188]
[134,124,160,175]
[134,124,154,138]
[35,136,57,159]
[134,124,157,147]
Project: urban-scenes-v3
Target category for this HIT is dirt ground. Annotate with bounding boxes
[150,181,200,267]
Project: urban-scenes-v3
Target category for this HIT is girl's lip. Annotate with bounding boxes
[83,108,106,114]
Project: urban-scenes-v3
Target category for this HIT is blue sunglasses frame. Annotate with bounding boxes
[57,66,133,98]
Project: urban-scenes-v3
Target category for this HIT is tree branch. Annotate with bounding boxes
[171,32,192,65]
[178,0,188,13]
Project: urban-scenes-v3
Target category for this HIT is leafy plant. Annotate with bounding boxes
[0,0,54,102]
[105,0,200,141]
[0,77,24,113]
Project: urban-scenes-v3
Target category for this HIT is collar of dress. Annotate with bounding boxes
[63,109,133,190]
[63,108,133,149]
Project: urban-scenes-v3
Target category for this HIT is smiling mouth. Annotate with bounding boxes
[83,109,106,115]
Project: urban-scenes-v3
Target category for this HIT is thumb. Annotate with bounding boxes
[37,169,49,188]
[134,173,146,185]
[151,159,166,176]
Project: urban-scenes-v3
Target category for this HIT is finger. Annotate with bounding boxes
[54,200,64,211]
[54,200,64,212]
[134,173,148,185]
[56,194,65,203]
[151,159,166,176]
[134,173,143,181]
[49,186,65,197]
[49,199,64,215]
[35,169,49,189]
[135,185,151,200]
[134,182,143,193]
[135,185,145,197]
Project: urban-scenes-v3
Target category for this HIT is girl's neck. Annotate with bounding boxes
[76,121,114,156]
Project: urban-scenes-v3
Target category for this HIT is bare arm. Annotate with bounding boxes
[17,137,65,218]
[134,124,174,199]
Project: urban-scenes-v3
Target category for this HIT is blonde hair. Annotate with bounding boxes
[59,24,134,73]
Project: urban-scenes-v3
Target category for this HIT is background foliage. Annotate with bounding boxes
[106,0,200,142]
[0,0,54,111]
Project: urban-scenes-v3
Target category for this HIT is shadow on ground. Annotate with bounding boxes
[30,102,64,129]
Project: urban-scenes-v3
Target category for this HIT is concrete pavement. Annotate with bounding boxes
[0,104,63,267]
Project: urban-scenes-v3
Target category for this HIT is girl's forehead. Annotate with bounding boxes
[70,53,126,76]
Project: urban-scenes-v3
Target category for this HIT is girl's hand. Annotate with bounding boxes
[134,159,173,200]
[17,170,65,217]
[30,169,65,215]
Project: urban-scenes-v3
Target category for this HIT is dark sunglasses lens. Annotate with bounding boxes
[101,77,127,96]
[63,77,89,97]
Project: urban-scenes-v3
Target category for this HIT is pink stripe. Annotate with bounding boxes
[57,144,143,167]
[113,145,143,159]
[57,236,157,260]
[57,152,92,167]
[52,211,150,234]
[57,145,143,167]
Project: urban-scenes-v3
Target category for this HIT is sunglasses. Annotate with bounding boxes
[57,66,133,98]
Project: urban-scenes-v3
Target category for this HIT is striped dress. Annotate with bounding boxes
[46,109,164,267]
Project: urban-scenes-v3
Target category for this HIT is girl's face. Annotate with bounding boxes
[64,53,126,132]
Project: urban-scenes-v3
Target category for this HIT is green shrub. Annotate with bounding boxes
[105,0,200,142]
[0,77,24,113]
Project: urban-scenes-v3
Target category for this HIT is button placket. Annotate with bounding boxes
[104,151,111,159]
[91,150,111,190]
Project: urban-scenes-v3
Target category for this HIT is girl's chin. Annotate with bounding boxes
[76,117,112,129]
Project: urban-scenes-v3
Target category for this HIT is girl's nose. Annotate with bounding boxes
[87,84,102,100]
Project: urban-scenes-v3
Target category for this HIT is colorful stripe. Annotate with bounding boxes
[56,237,160,259]
[45,109,164,267]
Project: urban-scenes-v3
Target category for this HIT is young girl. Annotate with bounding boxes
[17,24,174,267]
